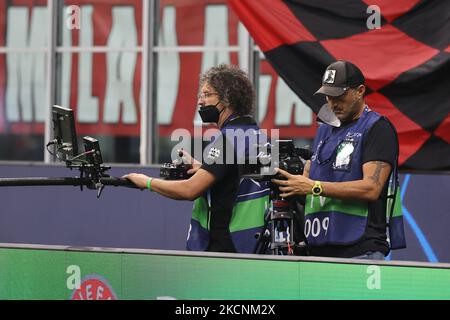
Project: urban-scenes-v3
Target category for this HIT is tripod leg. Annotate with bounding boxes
[293,200,309,255]
[253,208,271,254]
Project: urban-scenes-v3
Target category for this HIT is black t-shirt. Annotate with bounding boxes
[200,116,258,253]
[308,117,397,258]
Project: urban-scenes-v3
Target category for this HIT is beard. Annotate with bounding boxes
[334,98,362,123]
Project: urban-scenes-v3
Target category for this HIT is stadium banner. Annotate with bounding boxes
[0,0,316,139]
[227,0,450,169]
[1,245,450,300]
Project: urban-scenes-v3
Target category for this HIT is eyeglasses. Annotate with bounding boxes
[197,92,219,100]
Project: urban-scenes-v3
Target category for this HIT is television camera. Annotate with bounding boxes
[158,136,312,256]
[242,139,312,255]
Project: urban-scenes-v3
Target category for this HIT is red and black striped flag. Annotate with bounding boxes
[228,0,450,170]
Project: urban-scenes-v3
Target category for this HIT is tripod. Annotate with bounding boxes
[253,195,308,255]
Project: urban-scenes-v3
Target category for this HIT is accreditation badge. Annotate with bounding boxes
[332,138,357,171]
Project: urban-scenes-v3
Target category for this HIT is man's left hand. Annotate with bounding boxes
[271,168,314,198]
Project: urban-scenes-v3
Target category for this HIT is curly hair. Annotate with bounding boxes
[200,64,255,116]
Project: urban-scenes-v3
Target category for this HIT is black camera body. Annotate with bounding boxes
[257,140,310,204]
[160,162,192,180]
[159,150,193,180]
[244,139,311,182]
[273,143,307,179]
[248,140,312,255]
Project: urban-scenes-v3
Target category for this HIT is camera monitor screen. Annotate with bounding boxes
[52,105,79,160]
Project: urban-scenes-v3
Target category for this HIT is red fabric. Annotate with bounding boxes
[223,0,450,168]
[321,25,439,91]
[366,92,431,164]
[434,115,450,144]
[362,0,421,22]
[227,0,316,52]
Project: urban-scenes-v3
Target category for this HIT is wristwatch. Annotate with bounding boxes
[312,181,323,196]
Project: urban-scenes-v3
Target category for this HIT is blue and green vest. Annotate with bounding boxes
[188,178,270,253]
[186,117,270,253]
[305,107,406,249]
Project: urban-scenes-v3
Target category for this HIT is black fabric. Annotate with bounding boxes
[308,118,396,258]
[392,0,450,50]
[402,135,450,170]
[379,52,450,133]
[229,0,450,170]
[200,116,257,253]
[265,41,336,114]
[362,118,397,167]
[284,0,386,41]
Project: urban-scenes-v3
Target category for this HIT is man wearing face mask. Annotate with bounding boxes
[124,64,269,253]
[272,60,406,259]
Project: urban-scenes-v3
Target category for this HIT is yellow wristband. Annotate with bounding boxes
[147,177,153,192]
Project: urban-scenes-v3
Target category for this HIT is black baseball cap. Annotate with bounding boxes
[315,60,365,97]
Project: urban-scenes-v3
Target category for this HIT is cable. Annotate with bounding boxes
[46,141,65,162]
[45,139,58,157]
[287,242,293,255]
[46,144,56,157]
[68,149,95,163]
[46,140,91,165]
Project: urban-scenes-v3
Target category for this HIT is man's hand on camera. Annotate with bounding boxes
[179,150,201,175]
[271,168,314,198]
[122,173,150,190]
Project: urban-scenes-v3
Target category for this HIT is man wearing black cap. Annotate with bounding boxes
[272,60,405,259]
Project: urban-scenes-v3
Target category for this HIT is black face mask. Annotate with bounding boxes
[198,100,224,123]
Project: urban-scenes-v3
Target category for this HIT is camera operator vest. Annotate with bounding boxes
[305,107,406,248]
[187,116,270,253]
[188,178,270,253]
